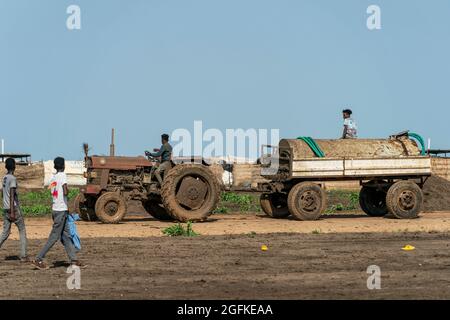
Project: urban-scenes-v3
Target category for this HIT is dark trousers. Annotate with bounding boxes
[36,210,77,262]
[0,208,27,258]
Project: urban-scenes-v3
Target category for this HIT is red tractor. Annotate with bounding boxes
[74,145,221,223]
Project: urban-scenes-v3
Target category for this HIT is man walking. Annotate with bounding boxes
[0,158,28,262]
[32,157,85,270]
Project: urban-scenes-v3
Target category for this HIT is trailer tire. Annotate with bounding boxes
[143,200,173,221]
[386,181,423,219]
[74,193,98,221]
[288,182,326,221]
[95,192,127,224]
[161,164,220,222]
[359,186,388,217]
[260,193,290,218]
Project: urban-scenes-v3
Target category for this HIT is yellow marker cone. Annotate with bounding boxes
[261,245,268,251]
[402,245,415,251]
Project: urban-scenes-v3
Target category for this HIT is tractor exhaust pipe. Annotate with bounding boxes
[110,128,115,156]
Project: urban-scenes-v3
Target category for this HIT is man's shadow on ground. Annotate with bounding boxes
[5,256,70,268]
[5,255,20,261]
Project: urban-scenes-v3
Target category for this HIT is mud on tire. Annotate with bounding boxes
[386,181,423,219]
[95,192,127,224]
[287,182,326,221]
[260,193,290,218]
[74,193,98,221]
[161,164,220,222]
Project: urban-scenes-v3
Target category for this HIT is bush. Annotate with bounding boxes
[162,221,199,237]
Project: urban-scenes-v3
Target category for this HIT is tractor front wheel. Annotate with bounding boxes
[95,192,127,224]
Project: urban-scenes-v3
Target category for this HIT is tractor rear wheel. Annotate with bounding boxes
[74,193,98,221]
[288,182,326,221]
[386,181,423,219]
[95,192,127,224]
[143,200,173,221]
[359,185,388,217]
[161,164,220,222]
[260,193,290,218]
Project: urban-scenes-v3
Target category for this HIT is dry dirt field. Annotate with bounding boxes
[1,211,450,299]
[12,211,450,239]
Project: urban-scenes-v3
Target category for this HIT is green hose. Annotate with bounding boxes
[408,132,427,156]
[297,137,325,158]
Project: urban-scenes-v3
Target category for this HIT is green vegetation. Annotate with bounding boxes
[217,192,261,213]
[19,188,80,217]
[311,229,322,234]
[325,190,360,214]
[213,206,229,214]
[21,204,52,216]
[162,221,199,237]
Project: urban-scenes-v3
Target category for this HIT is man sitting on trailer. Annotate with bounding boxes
[341,108,358,139]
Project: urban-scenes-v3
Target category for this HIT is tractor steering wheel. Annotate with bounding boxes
[145,151,160,163]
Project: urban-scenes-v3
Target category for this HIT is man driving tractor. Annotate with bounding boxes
[145,134,173,185]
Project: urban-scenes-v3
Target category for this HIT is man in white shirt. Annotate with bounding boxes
[32,157,86,270]
[342,108,358,139]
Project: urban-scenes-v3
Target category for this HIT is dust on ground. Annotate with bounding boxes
[1,232,450,299]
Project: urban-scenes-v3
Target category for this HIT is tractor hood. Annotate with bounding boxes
[87,156,153,170]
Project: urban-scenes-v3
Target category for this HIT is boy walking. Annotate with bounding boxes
[0,158,29,261]
[32,157,85,270]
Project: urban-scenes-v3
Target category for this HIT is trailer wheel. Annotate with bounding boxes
[359,186,388,217]
[161,164,220,222]
[288,182,326,221]
[95,192,127,224]
[386,181,423,219]
[143,200,173,221]
[260,193,290,218]
[74,193,98,221]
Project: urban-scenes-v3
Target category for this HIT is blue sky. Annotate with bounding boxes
[1,0,449,160]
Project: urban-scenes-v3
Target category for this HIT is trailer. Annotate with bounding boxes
[258,136,431,220]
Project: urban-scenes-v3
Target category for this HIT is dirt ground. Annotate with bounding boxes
[1,211,450,299]
[8,211,450,239]
[0,232,449,299]
[423,175,450,211]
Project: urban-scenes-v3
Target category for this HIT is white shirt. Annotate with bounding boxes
[344,118,358,138]
[49,172,68,211]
